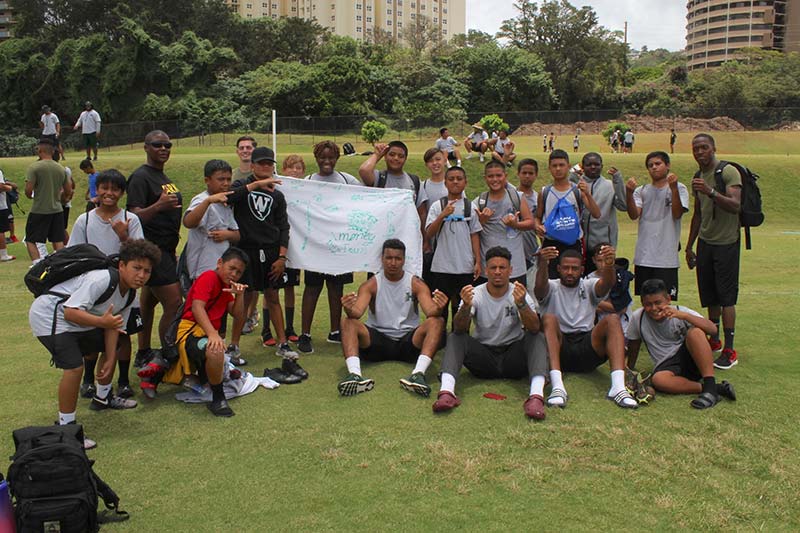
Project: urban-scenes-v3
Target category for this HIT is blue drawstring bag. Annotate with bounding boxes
[544,186,581,245]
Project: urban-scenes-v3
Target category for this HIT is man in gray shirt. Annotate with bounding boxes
[433,246,548,420]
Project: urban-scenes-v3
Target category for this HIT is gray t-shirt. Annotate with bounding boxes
[627,306,703,368]
[365,271,419,340]
[307,171,360,185]
[518,188,539,261]
[69,209,144,256]
[472,191,527,277]
[371,170,427,208]
[540,277,602,333]
[435,137,458,153]
[185,191,239,280]
[633,183,689,268]
[466,283,535,346]
[29,270,135,337]
[422,179,448,206]
[426,198,482,274]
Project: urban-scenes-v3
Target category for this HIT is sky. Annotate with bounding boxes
[466,0,687,52]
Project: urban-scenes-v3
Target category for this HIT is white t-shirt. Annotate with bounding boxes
[540,277,603,333]
[468,131,488,144]
[0,170,8,210]
[29,270,135,337]
[41,113,60,135]
[627,306,703,368]
[76,110,102,134]
[495,137,512,155]
[624,131,634,144]
[633,183,689,268]
[307,171,360,185]
[426,198,482,274]
[69,209,144,256]
[435,137,458,153]
[371,170,427,208]
[185,191,239,280]
[466,283,535,346]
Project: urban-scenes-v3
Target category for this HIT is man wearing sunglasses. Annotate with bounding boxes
[126,130,184,377]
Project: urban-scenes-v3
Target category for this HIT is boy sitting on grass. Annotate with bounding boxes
[626,279,736,409]
[163,247,249,417]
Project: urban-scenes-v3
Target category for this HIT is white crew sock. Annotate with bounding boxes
[345,356,362,376]
[58,411,76,425]
[440,372,456,394]
[96,382,112,399]
[37,243,48,257]
[412,355,432,375]
[549,369,566,406]
[457,160,462,167]
[609,369,626,396]
[0,249,8,259]
[529,375,545,397]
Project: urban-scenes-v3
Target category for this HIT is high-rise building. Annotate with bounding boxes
[686,0,800,70]
[225,0,466,42]
[0,1,14,41]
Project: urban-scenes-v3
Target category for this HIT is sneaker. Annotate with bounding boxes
[80,383,96,399]
[479,154,485,162]
[140,379,158,399]
[225,344,247,366]
[9,235,19,243]
[624,368,654,405]
[208,398,235,417]
[83,436,97,450]
[282,358,308,380]
[0,255,16,262]
[242,317,256,335]
[432,391,461,412]
[708,337,722,352]
[133,348,157,368]
[286,327,300,343]
[326,331,341,344]
[90,393,138,411]
[714,348,738,370]
[261,332,277,347]
[263,367,303,384]
[399,372,431,397]
[466,153,473,160]
[297,334,314,354]
[116,384,134,399]
[276,342,299,360]
[338,373,374,396]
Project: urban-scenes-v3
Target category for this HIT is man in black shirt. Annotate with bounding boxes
[126,130,183,371]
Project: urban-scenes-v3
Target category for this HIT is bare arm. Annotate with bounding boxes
[534,247,558,301]
[593,246,616,298]
[452,285,474,333]
[625,338,642,370]
[413,277,448,317]
[626,179,641,220]
[685,198,701,268]
[579,180,601,219]
[25,180,34,199]
[183,192,231,229]
[341,278,376,319]
[669,308,717,336]
[513,281,539,333]
[358,143,388,186]
[470,231,481,279]
[668,175,684,220]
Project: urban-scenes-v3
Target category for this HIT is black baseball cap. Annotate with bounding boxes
[251,147,276,163]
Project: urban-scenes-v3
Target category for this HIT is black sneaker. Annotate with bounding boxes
[116,384,134,399]
[297,333,314,354]
[208,398,235,417]
[80,383,96,399]
[263,367,303,384]
[133,348,157,368]
[282,358,309,380]
[326,331,342,344]
[714,349,738,370]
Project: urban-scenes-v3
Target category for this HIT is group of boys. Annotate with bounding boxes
[24,129,741,448]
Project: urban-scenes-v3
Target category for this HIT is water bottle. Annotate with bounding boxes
[505,207,519,239]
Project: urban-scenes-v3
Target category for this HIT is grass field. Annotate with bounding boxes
[1,132,799,531]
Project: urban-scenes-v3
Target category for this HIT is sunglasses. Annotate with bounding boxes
[147,141,173,149]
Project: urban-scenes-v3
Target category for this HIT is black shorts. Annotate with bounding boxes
[241,247,289,292]
[559,331,606,373]
[304,270,353,287]
[25,212,66,243]
[62,206,70,229]
[429,272,475,302]
[37,329,105,369]
[624,142,633,149]
[42,134,58,144]
[0,209,10,233]
[126,307,144,335]
[446,151,458,161]
[653,343,701,382]
[183,332,209,374]
[360,326,420,364]
[697,239,740,308]
[635,265,679,300]
[83,132,97,149]
[284,268,301,287]
[146,247,178,287]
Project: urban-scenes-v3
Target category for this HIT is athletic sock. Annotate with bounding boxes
[457,160,462,167]
[83,359,97,383]
[96,383,112,399]
[549,369,565,394]
[58,411,76,425]
[702,376,717,396]
[609,369,626,395]
[0,250,8,259]
[210,383,225,403]
[117,360,130,387]
[285,306,295,331]
[412,355,432,375]
[723,328,735,351]
[345,356,362,376]
[710,317,721,342]
[529,375,545,397]
[440,372,456,394]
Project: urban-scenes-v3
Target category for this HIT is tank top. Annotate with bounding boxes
[365,271,419,340]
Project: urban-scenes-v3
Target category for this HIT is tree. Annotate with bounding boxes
[401,15,439,54]
[479,114,509,133]
[361,120,387,145]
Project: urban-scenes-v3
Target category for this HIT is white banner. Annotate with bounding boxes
[276,177,423,276]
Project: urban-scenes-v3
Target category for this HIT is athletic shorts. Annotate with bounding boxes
[183,332,209,375]
[429,272,475,302]
[360,326,420,364]
[304,270,353,287]
[624,142,633,149]
[126,307,144,335]
[635,265,679,300]
[37,329,105,370]
[559,331,606,373]
[446,151,458,161]
[241,247,289,292]
[697,239,740,308]
[42,134,59,145]
[653,343,701,382]
[0,209,10,233]
[146,247,178,287]
[284,268,301,287]
[83,132,97,149]
[25,212,66,244]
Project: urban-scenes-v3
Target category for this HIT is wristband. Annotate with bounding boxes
[516,300,527,310]
[277,255,287,260]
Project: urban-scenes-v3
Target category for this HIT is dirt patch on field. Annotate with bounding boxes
[514,114,745,136]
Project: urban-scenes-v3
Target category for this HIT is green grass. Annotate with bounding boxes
[1,132,799,531]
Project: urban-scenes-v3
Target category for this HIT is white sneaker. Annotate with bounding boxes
[276,343,299,360]
[0,255,15,262]
[466,154,473,159]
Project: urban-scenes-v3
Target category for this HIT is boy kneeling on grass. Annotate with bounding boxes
[626,278,736,409]
[163,247,249,417]
[29,239,160,449]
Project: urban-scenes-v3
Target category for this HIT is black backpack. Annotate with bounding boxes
[342,142,356,156]
[7,425,128,533]
[376,170,421,200]
[477,187,523,215]
[6,187,24,214]
[697,160,764,250]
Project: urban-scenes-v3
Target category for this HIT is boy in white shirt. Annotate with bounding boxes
[435,128,462,168]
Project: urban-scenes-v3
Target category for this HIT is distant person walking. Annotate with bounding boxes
[73,101,102,161]
[670,129,677,154]
[40,105,64,160]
